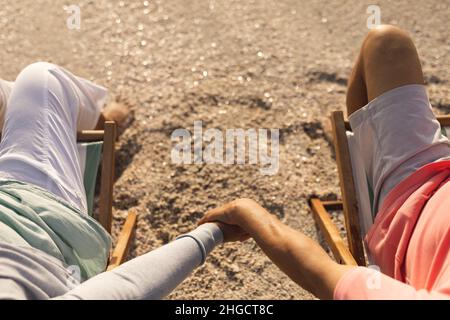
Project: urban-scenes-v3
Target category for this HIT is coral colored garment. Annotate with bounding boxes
[334,160,450,299]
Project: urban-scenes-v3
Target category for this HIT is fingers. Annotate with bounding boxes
[198,210,224,225]
[198,210,215,225]
[198,203,232,225]
[215,222,250,243]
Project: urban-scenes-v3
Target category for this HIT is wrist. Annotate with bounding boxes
[177,223,223,264]
[235,204,280,238]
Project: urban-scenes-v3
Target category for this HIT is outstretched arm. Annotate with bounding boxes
[56,223,224,300]
[199,199,354,299]
[200,199,450,300]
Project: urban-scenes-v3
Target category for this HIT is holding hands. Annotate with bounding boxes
[199,198,273,243]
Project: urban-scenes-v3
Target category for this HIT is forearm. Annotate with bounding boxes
[240,213,354,299]
[57,223,223,300]
[199,198,355,299]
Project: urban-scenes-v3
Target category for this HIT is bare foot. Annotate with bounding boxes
[103,101,130,126]
[95,101,131,131]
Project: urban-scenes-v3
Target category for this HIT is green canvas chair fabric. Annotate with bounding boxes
[77,141,103,216]
[0,140,108,278]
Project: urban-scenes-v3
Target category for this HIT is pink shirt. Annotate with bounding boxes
[334,160,450,299]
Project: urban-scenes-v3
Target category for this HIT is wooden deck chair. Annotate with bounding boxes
[77,121,137,271]
[309,111,450,266]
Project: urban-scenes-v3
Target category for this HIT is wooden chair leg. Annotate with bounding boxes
[107,209,138,271]
[310,198,358,266]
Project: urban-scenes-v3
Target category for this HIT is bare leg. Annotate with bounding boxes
[346,25,425,115]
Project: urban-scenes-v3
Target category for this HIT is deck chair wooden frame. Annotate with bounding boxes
[77,121,137,271]
[309,111,450,266]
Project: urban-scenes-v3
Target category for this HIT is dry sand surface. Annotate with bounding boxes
[1,0,449,299]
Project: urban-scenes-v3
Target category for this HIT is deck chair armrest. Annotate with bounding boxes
[310,198,358,266]
[107,209,138,271]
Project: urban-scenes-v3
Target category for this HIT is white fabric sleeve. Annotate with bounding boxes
[56,223,223,300]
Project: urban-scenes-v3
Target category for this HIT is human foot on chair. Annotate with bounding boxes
[96,100,132,135]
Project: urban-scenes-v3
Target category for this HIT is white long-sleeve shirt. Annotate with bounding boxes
[0,223,223,300]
